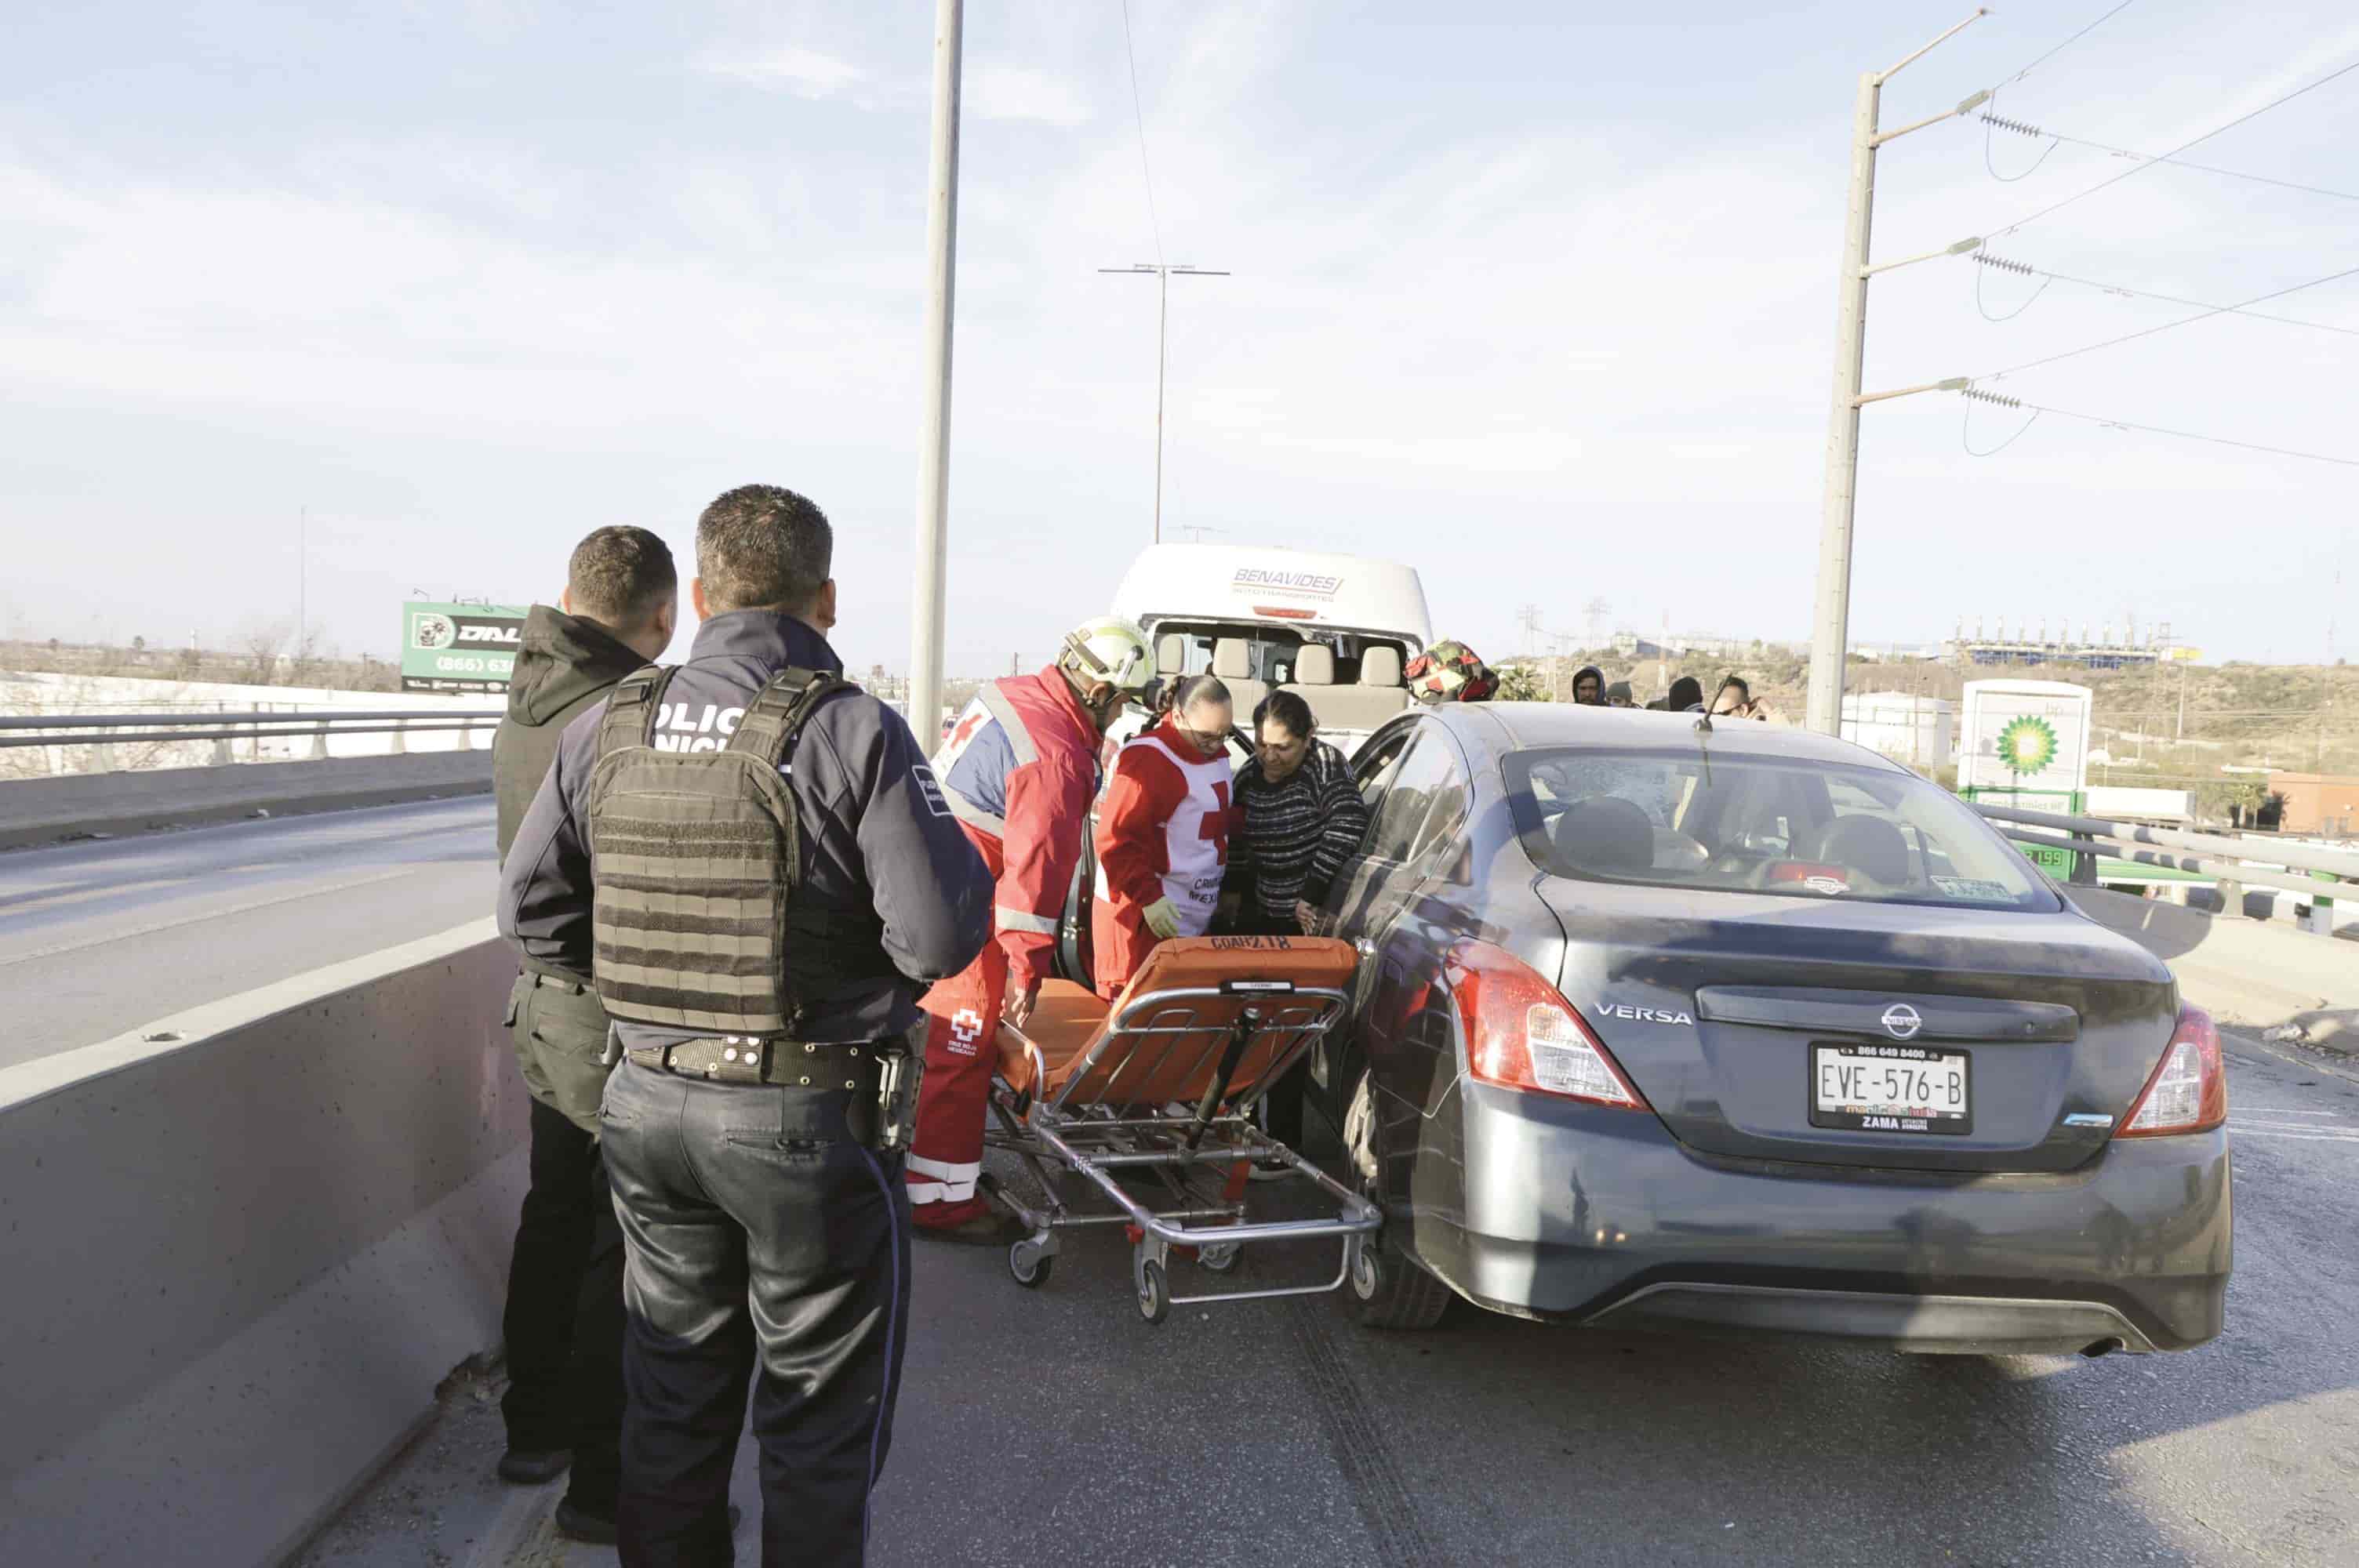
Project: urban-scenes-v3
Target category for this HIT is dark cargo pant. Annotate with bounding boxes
[500,973,625,1510]
[599,1058,911,1568]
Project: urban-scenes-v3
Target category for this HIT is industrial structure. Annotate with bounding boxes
[1946,617,2192,671]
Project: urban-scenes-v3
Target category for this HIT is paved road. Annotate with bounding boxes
[12,804,2357,1563]
[306,1037,2359,1568]
[0,798,497,1068]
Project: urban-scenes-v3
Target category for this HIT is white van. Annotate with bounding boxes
[1110,543,1434,751]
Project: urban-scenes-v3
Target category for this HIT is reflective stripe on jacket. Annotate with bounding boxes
[931,666,1102,994]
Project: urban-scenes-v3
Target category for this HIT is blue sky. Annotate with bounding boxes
[2,1,2354,673]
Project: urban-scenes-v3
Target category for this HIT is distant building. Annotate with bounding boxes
[2085,786,2193,828]
[1841,691,1954,771]
[1609,630,1741,660]
[1945,617,2191,671]
[2266,772,2359,837]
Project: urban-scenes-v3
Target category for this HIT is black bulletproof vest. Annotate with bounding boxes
[585,664,851,1036]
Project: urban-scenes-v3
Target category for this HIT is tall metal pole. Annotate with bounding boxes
[908,0,963,750]
[1805,72,1881,739]
[1804,9,1990,736]
[1154,266,1168,544]
[1100,264,1228,545]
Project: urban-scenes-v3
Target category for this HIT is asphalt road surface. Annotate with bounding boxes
[13,801,2357,1563]
[0,797,497,1069]
[307,1037,2359,1568]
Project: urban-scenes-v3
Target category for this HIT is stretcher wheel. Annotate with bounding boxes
[1009,1239,1053,1289]
[1197,1241,1241,1274]
[1137,1259,1170,1325]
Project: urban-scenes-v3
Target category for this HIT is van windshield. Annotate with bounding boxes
[1503,746,2058,913]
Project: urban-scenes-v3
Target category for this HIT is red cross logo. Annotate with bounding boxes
[1198,781,1236,866]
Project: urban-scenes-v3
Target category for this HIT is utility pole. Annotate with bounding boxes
[296,506,307,660]
[1098,263,1229,543]
[908,0,963,750]
[1803,9,1992,735]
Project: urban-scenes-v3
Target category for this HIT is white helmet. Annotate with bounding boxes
[1059,615,1154,694]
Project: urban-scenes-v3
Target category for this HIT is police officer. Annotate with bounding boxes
[491,524,678,1544]
[500,484,992,1566]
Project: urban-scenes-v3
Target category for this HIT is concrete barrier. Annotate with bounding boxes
[0,920,525,1567]
[0,750,494,848]
[2069,886,2357,1032]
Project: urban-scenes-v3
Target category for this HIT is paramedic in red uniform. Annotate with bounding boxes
[1092,674,1238,998]
[907,616,1155,1242]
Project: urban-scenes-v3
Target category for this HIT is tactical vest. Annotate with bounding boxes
[585,665,852,1036]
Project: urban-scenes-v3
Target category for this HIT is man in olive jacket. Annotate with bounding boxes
[491,525,678,1542]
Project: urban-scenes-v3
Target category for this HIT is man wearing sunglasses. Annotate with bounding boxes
[1092,673,1238,999]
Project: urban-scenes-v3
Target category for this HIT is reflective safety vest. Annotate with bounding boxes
[585,664,851,1036]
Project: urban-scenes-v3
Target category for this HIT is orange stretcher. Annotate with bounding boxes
[982,935,1380,1324]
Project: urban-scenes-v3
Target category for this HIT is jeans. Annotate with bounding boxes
[500,1097,627,1510]
[600,1058,911,1568]
[1229,906,1310,1148]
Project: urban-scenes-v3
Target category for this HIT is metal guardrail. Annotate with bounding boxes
[0,709,503,764]
[1970,800,2350,930]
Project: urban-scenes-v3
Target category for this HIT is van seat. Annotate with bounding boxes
[1285,641,1407,729]
[1211,638,1270,711]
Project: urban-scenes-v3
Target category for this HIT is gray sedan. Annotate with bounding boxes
[1309,702,2230,1354]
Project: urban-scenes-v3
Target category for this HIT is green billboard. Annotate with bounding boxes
[401,601,528,694]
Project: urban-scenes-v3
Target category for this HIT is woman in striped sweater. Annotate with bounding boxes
[1224,689,1371,1152]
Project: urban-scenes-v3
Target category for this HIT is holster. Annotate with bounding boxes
[874,1032,923,1153]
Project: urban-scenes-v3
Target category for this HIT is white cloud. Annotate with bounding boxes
[969,64,1092,128]
[697,46,868,100]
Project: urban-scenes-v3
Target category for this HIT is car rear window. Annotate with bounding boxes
[1503,746,2059,912]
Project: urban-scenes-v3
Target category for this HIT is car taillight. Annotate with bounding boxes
[2115,1005,2228,1137]
[1442,940,1649,1109]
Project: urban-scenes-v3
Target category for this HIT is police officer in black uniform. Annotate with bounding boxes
[500,484,992,1566]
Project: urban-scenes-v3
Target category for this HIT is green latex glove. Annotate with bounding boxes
[1143,897,1183,939]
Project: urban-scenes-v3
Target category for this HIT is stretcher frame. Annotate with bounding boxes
[983,980,1380,1324]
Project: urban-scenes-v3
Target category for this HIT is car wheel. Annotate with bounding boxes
[1336,1061,1452,1331]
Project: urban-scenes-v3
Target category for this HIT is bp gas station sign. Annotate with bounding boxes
[402,601,528,693]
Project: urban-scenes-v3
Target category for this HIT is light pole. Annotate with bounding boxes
[908,0,963,749]
[1802,9,1992,735]
[1099,263,1228,543]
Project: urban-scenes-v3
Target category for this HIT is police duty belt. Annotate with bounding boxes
[628,1036,889,1089]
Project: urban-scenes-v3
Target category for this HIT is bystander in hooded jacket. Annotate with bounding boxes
[492,605,652,1129]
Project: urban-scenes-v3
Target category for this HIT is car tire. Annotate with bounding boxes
[1336,1060,1452,1331]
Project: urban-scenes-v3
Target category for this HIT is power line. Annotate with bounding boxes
[1975,252,2359,338]
[1998,0,2142,85]
[1960,386,2359,469]
[1973,259,2359,379]
[1992,56,2359,235]
[1117,0,1163,266]
[1983,113,2359,205]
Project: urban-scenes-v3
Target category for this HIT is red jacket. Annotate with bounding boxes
[931,667,1103,996]
[1091,720,1236,997]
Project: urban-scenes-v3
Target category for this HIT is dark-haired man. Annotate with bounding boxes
[500,485,992,1565]
[492,524,678,1537]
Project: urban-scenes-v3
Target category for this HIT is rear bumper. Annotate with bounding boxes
[1411,1083,2230,1352]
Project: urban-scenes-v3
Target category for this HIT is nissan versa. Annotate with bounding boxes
[1310,702,2230,1353]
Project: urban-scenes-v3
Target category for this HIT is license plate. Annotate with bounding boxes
[1810,1044,1972,1134]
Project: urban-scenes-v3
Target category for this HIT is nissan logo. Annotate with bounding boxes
[1881,1004,1923,1041]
